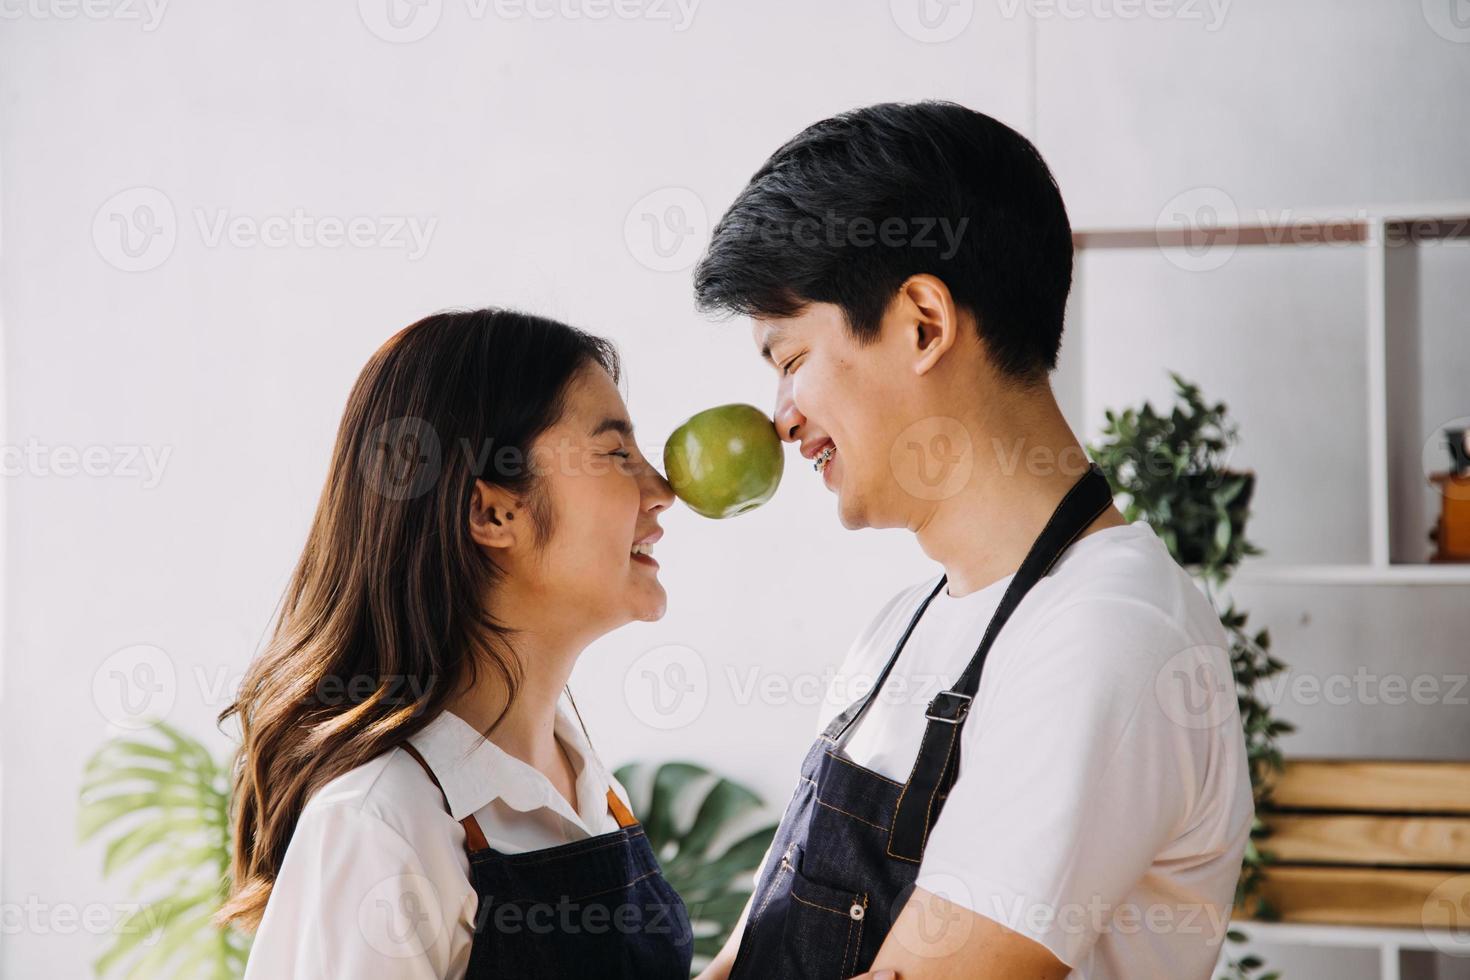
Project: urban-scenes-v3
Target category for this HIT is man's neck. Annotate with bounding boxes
[910,390,1125,598]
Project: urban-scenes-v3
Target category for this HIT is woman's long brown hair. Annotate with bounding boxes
[216,309,620,930]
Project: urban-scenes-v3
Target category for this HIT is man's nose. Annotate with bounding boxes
[773,376,803,444]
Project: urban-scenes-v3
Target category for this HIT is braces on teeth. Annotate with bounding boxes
[813,445,835,473]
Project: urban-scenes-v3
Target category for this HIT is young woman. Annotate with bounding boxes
[218,309,690,978]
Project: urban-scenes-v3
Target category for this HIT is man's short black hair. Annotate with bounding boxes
[693,101,1073,384]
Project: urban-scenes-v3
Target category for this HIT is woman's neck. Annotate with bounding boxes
[445,623,584,805]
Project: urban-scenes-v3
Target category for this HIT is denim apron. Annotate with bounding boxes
[728,463,1115,979]
[402,743,693,979]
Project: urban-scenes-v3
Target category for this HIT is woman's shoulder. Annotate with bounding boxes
[300,743,459,849]
[252,745,475,979]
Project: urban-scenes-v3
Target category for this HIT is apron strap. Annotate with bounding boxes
[887,463,1115,863]
[821,574,948,745]
[401,741,491,851]
[401,741,639,850]
[606,789,639,829]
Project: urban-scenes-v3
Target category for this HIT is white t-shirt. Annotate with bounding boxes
[243,703,633,980]
[819,520,1253,980]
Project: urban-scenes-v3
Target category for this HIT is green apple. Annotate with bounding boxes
[663,404,785,519]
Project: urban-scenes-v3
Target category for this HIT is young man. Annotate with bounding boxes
[692,102,1253,980]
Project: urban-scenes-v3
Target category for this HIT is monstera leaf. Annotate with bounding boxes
[615,760,778,973]
[77,722,249,979]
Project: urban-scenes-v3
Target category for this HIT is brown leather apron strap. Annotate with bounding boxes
[401,741,639,851]
[606,788,638,829]
[400,741,491,852]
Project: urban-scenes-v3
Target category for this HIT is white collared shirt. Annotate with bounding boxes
[242,701,634,980]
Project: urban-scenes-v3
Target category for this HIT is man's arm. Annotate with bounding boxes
[869,886,1070,980]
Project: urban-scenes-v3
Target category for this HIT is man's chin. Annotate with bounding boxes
[835,491,871,531]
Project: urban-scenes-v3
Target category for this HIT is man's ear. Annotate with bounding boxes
[897,274,960,377]
[468,479,523,552]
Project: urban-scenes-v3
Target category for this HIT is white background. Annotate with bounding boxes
[3,1,1469,977]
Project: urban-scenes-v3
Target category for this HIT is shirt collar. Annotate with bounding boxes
[408,698,614,830]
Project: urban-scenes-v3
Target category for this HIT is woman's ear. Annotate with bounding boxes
[468,479,522,552]
[899,274,960,377]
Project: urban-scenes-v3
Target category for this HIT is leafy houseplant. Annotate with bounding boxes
[77,722,248,980]
[1088,372,1260,581]
[80,726,775,980]
[1089,372,1294,980]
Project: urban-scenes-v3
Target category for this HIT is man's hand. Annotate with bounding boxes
[867,886,1071,979]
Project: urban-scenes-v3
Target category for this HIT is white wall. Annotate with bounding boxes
[2,2,1467,977]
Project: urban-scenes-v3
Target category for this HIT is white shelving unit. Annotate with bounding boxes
[1073,207,1470,977]
[1225,921,1470,980]
[1233,563,1470,586]
[1070,202,1470,588]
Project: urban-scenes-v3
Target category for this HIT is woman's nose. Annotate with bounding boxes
[643,462,675,512]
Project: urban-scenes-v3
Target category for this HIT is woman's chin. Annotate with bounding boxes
[628,583,668,623]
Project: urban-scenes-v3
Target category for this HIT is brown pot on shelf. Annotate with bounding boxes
[1429,471,1470,562]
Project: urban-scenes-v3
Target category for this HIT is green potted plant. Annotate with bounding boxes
[77,722,248,979]
[1090,372,1293,980]
[1088,372,1259,580]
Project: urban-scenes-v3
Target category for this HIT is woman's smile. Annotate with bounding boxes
[631,536,660,569]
